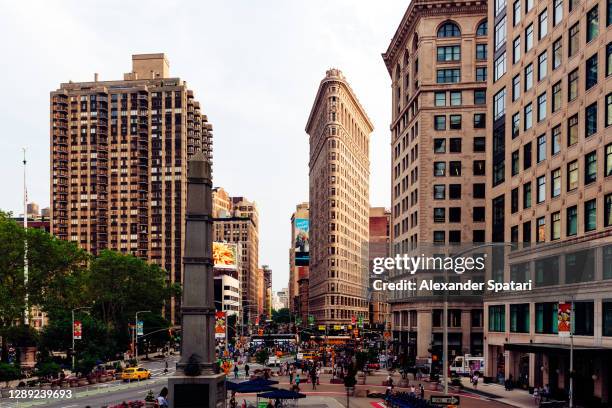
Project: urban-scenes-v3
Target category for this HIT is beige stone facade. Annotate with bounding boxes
[484,0,612,402]
[50,54,213,323]
[382,0,488,361]
[305,69,373,327]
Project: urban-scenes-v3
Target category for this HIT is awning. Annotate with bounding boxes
[504,343,612,354]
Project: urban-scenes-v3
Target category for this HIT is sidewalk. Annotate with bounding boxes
[459,377,537,408]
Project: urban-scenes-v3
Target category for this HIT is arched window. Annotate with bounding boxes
[437,21,461,37]
[476,20,488,36]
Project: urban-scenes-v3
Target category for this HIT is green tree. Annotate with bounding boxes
[0,212,27,330]
[0,362,21,387]
[271,308,291,324]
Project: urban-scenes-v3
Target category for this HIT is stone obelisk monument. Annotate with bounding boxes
[168,152,225,408]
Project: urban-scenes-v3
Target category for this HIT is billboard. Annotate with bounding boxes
[215,311,226,339]
[213,242,238,270]
[294,218,309,266]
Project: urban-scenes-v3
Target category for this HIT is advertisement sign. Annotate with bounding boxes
[294,219,309,266]
[358,316,363,328]
[558,302,571,337]
[351,316,356,325]
[318,325,326,331]
[308,315,314,325]
[73,320,82,340]
[333,325,342,330]
[215,311,226,339]
[213,242,238,270]
[136,321,144,336]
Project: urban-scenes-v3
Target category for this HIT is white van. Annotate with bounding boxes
[450,355,485,376]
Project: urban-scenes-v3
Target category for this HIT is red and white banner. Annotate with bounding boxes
[73,320,82,340]
[558,303,571,337]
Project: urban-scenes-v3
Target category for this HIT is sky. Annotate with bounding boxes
[0,0,408,291]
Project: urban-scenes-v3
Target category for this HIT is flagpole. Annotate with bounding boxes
[23,148,29,326]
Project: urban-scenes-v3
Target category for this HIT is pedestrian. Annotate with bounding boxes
[472,373,479,389]
[289,367,294,384]
[241,399,247,408]
[164,360,169,374]
[310,368,317,390]
[295,374,301,391]
[419,383,425,399]
[234,364,239,379]
[410,384,416,396]
[316,366,321,385]
[157,387,169,407]
[244,363,250,378]
[230,392,237,408]
[533,387,541,406]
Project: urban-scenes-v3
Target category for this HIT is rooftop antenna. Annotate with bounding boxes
[23,148,29,326]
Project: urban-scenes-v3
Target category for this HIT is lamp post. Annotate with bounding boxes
[134,310,151,364]
[71,307,91,372]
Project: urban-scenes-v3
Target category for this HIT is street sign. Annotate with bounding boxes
[308,315,314,325]
[136,320,144,336]
[318,325,326,331]
[73,320,82,340]
[358,316,363,328]
[430,395,460,405]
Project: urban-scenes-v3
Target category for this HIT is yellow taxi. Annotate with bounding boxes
[121,367,151,381]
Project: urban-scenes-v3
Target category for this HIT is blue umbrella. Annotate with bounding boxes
[257,389,306,399]
[241,378,279,386]
[235,384,278,393]
[226,380,241,391]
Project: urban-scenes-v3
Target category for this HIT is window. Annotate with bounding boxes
[524,103,533,130]
[473,160,485,176]
[437,69,461,83]
[568,69,578,101]
[449,207,461,222]
[450,91,462,106]
[569,23,579,57]
[433,231,445,243]
[551,212,561,240]
[438,22,461,37]
[450,138,462,152]
[437,45,461,61]
[435,92,446,106]
[586,54,598,90]
[525,24,534,52]
[552,125,561,155]
[495,0,507,15]
[538,51,547,81]
[574,302,594,336]
[535,256,557,285]
[523,220,532,243]
[510,304,530,333]
[552,168,561,197]
[476,67,487,82]
[553,0,563,25]
[494,89,506,120]
[513,0,521,24]
[434,185,446,199]
[537,216,546,241]
[608,0,612,25]
[512,112,520,138]
[606,193,612,227]
[473,183,485,198]
[511,188,519,213]
[537,93,547,122]
[513,37,521,64]
[474,90,486,105]
[494,52,507,81]
[536,303,559,333]
[434,138,446,153]
[450,115,462,129]
[608,43,612,76]
[553,37,562,69]
[435,115,446,130]
[489,305,505,332]
[477,20,488,36]
[434,161,446,176]
[552,81,562,112]
[585,102,597,137]
[604,301,612,336]
[495,16,507,51]
[474,113,486,128]
[523,182,532,208]
[567,160,579,190]
[537,175,546,203]
[567,205,578,236]
[606,143,612,176]
[539,10,548,39]
[526,0,534,12]
[512,150,520,175]
[476,44,487,60]
[568,114,578,145]
[450,161,462,176]
[474,137,485,152]
[587,6,599,43]
[608,93,612,127]
[434,208,445,222]
[569,0,578,12]
[537,134,546,162]
[512,75,521,101]
[525,63,534,91]
[585,199,597,231]
[449,184,461,199]
[585,151,597,184]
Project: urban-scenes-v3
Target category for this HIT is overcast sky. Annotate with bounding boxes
[0,0,407,291]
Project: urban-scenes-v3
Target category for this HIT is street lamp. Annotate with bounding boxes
[134,310,151,364]
[71,307,91,372]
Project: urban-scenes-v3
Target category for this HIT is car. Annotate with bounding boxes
[267,356,280,367]
[121,367,151,381]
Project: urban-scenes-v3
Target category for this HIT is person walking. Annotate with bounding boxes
[244,363,250,378]
[289,366,294,384]
[295,374,301,391]
[316,366,321,385]
[234,364,239,379]
[310,367,317,390]
[157,387,169,408]
[419,383,425,399]
[472,373,479,389]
